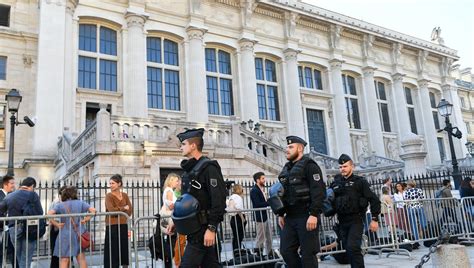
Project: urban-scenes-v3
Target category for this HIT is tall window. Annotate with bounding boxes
[437,137,446,161]
[429,91,440,130]
[146,37,180,111]
[205,48,233,116]
[298,65,323,90]
[460,97,466,108]
[255,57,280,121]
[375,81,391,132]
[78,24,118,91]
[405,87,418,134]
[0,4,10,27]
[0,56,6,80]
[0,105,4,149]
[342,74,361,129]
[466,122,472,135]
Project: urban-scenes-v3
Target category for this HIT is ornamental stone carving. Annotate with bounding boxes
[239,38,256,52]
[391,43,403,65]
[417,79,430,88]
[186,26,207,41]
[362,66,376,77]
[362,34,374,59]
[329,25,342,50]
[66,0,78,15]
[440,57,454,77]
[391,73,404,82]
[283,48,300,61]
[329,59,343,69]
[190,0,202,14]
[284,12,299,38]
[241,0,257,27]
[125,12,147,28]
[417,50,429,74]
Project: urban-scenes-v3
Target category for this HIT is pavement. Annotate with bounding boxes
[318,243,474,268]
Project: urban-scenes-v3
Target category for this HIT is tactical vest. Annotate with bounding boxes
[332,175,368,216]
[278,156,313,206]
[181,157,215,212]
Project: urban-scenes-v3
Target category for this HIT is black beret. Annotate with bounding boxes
[338,154,352,165]
[286,136,307,146]
[177,128,204,142]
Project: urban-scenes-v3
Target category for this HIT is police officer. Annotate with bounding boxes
[167,128,227,267]
[278,136,326,268]
[330,154,380,268]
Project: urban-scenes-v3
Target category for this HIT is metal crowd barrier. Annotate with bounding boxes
[0,211,131,268]
[0,197,473,267]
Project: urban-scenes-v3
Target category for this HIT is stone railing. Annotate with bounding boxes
[238,125,286,167]
[68,121,97,171]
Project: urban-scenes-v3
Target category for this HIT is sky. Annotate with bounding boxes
[303,0,474,69]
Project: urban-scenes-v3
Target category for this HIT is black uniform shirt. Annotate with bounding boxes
[344,174,381,218]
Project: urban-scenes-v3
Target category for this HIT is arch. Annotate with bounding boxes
[205,40,238,52]
[78,16,123,30]
[147,30,184,43]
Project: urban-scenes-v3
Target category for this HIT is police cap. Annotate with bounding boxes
[338,154,352,165]
[286,136,307,146]
[177,128,204,143]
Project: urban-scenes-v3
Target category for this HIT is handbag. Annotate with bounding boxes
[159,204,173,234]
[66,205,93,250]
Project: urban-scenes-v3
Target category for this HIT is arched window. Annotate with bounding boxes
[146,37,180,110]
[78,23,118,91]
[404,86,418,134]
[429,91,440,130]
[374,80,391,132]
[205,48,234,116]
[342,74,360,129]
[255,57,280,121]
[298,64,323,90]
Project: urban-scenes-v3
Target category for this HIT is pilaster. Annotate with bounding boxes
[238,38,259,123]
[362,66,385,156]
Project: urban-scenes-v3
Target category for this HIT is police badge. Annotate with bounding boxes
[313,174,321,181]
[210,178,218,187]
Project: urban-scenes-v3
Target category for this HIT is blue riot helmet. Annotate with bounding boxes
[268,182,286,215]
[171,193,202,235]
[322,188,336,217]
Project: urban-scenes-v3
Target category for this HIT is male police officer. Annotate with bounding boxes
[330,154,380,268]
[167,128,227,267]
[278,136,326,268]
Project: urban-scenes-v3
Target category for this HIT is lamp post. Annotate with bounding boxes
[5,89,35,176]
[437,98,463,189]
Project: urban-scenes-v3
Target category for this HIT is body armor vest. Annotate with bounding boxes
[332,175,368,216]
[181,157,214,212]
[278,156,313,206]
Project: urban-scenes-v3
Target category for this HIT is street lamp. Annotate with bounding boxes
[5,89,35,176]
[437,98,463,189]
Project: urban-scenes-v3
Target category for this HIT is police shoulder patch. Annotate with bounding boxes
[210,178,218,187]
[313,174,321,181]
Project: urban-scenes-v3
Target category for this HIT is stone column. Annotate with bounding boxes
[362,67,385,156]
[238,38,259,122]
[399,134,428,176]
[63,0,78,132]
[442,84,468,156]
[33,0,67,156]
[185,26,208,123]
[329,59,352,157]
[418,79,442,165]
[391,74,412,138]
[124,11,148,118]
[283,48,305,138]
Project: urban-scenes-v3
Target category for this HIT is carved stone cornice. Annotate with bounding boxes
[125,12,148,28]
[283,48,300,61]
[186,26,207,41]
[239,38,257,52]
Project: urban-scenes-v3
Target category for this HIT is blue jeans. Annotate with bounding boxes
[9,227,36,268]
[407,207,427,240]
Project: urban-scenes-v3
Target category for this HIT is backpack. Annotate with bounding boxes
[17,193,46,240]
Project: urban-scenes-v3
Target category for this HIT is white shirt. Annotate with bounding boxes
[226,194,244,216]
[393,192,405,208]
[162,187,177,210]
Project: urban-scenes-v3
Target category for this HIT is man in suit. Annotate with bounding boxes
[250,172,275,258]
[0,175,16,267]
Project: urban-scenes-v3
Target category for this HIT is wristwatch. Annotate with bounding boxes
[207,224,217,232]
[371,216,379,222]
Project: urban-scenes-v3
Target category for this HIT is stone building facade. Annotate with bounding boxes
[0,0,471,182]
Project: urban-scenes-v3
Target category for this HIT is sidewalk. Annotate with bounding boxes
[319,244,474,267]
